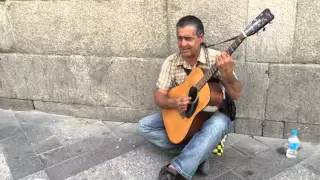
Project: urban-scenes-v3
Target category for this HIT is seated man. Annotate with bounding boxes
[138,15,242,180]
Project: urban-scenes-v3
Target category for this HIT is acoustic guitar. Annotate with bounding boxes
[162,8,275,144]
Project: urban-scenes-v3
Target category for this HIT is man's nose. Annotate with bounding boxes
[180,39,187,46]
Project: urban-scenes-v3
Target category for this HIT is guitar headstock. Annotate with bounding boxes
[244,8,274,37]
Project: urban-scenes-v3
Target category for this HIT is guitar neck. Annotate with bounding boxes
[195,32,246,90]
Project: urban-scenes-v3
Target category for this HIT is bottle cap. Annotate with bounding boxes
[292,129,298,136]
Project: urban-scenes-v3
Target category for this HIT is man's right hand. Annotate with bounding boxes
[174,96,191,113]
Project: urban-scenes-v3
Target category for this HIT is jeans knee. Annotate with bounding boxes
[138,118,146,134]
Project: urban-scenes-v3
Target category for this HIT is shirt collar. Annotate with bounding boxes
[176,46,207,66]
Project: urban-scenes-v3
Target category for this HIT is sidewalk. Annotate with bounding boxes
[0,108,319,180]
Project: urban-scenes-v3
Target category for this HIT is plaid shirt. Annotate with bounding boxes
[157,47,223,90]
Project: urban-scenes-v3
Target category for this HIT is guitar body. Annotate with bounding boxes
[162,67,223,144]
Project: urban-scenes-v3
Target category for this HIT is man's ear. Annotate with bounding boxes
[200,33,204,43]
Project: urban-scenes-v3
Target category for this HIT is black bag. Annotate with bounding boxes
[219,92,236,121]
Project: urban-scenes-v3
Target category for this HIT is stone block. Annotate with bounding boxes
[9,156,43,180]
[49,116,112,145]
[293,0,320,63]
[7,0,167,57]
[34,101,106,120]
[266,64,320,125]
[0,3,15,52]
[38,147,71,168]
[0,98,34,111]
[269,164,320,180]
[45,158,81,180]
[105,107,157,123]
[262,120,284,138]
[168,0,248,62]
[211,147,249,170]
[18,171,50,180]
[235,118,263,136]
[67,144,174,180]
[284,122,320,143]
[231,136,269,158]
[0,54,163,110]
[301,151,320,175]
[0,152,12,180]
[234,62,269,119]
[214,171,243,180]
[246,0,297,63]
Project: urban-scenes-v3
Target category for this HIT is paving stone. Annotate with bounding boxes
[0,125,24,141]
[0,133,36,165]
[18,170,50,180]
[253,136,287,149]
[72,147,112,172]
[14,110,66,126]
[20,123,54,145]
[213,171,244,180]
[102,121,124,129]
[9,156,43,180]
[67,143,174,180]
[32,136,62,155]
[262,120,284,138]
[211,147,249,170]
[50,117,112,145]
[301,151,320,174]
[269,164,320,180]
[233,149,299,180]
[64,132,118,158]
[45,159,81,180]
[193,161,231,180]
[0,152,13,180]
[38,147,71,168]
[111,122,146,146]
[0,109,20,128]
[231,136,269,158]
[224,133,249,148]
[235,119,263,136]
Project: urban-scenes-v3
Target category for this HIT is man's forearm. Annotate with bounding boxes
[154,92,176,109]
[221,74,242,100]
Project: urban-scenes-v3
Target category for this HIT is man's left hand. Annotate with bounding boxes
[215,51,234,80]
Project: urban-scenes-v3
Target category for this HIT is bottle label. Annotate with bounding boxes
[288,142,299,150]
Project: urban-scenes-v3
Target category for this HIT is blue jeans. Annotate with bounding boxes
[138,111,231,180]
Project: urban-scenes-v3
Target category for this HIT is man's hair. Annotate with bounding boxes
[176,15,204,37]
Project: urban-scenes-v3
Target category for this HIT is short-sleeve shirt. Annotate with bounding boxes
[156,46,237,112]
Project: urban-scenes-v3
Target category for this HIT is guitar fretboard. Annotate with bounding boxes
[195,33,246,90]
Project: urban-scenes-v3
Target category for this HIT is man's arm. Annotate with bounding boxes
[216,51,242,100]
[154,89,191,113]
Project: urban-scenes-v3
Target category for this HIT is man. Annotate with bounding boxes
[138,15,242,180]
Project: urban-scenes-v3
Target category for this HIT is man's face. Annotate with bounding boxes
[176,25,204,58]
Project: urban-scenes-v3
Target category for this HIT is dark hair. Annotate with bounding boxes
[176,15,204,37]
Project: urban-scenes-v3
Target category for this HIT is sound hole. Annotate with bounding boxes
[185,87,198,118]
[188,87,198,103]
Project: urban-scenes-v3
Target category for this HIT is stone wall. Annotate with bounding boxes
[0,0,319,142]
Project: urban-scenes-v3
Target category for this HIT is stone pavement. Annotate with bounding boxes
[0,108,319,180]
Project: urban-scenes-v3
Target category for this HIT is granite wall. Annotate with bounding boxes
[0,0,319,142]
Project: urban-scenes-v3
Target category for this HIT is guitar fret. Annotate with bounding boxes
[195,33,246,92]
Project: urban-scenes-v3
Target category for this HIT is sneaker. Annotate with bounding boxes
[158,164,186,180]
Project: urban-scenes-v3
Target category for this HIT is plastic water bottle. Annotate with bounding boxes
[286,129,300,159]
